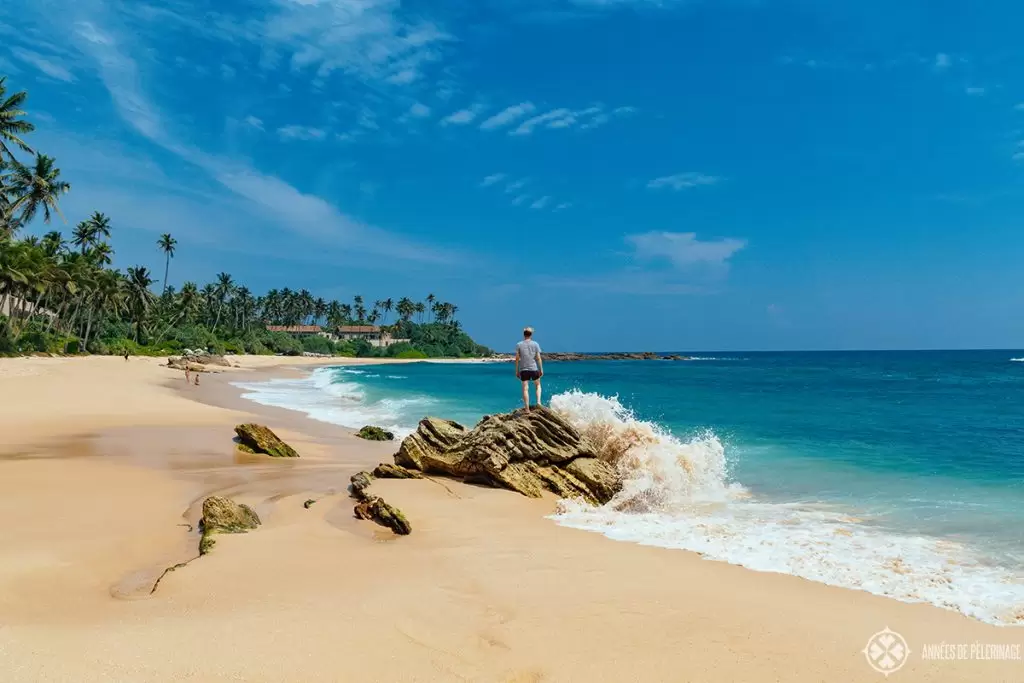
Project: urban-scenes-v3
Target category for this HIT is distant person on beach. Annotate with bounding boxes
[185,367,190,384]
[124,350,129,362]
[515,327,543,410]
[194,373,200,386]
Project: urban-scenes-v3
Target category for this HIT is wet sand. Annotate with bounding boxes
[0,355,1021,682]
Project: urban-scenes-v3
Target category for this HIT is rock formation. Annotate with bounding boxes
[373,463,423,479]
[348,471,412,535]
[353,496,412,535]
[199,496,261,554]
[233,423,300,458]
[394,417,467,470]
[392,407,621,505]
[167,353,231,371]
[356,425,395,441]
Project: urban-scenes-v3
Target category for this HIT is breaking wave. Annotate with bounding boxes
[547,390,1024,625]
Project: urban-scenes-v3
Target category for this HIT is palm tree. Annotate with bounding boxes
[125,266,155,342]
[212,271,233,332]
[71,220,94,253]
[425,293,436,321]
[158,233,176,294]
[0,77,34,162]
[382,297,393,325]
[87,212,111,243]
[7,154,70,226]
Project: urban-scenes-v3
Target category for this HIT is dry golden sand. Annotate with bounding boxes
[0,355,1021,682]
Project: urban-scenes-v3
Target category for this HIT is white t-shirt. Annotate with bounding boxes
[516,339,541,371]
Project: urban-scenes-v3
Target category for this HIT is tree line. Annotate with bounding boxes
[0,76,489,359]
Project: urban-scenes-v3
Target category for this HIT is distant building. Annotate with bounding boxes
[336,325,409,348]
[265,325,334,340]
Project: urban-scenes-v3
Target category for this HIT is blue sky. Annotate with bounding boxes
[3,0,1024,351]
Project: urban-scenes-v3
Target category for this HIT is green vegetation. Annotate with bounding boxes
[0,76,491,359]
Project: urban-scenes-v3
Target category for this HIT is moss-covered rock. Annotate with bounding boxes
[235,442,257,455]
[394,417,466,470]
[199,496,261,555]
[356,425,395,441]
[353,496,411,535]
[234,423,300,458]
[392,407,622,505]
[372,463,424,479]
[349,471,375,500]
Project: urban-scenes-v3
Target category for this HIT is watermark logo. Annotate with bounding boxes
[864,627,910,676]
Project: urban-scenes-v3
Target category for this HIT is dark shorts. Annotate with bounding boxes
[518,370,541,382]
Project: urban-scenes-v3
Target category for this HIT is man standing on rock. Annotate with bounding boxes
[515,327,544,410]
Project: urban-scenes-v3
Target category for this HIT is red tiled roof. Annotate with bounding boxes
[266,325,323,333]
[337,325,380,333]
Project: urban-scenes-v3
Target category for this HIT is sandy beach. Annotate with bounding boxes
[0,355,1021,682]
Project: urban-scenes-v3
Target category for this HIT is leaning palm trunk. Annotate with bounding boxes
[152,311,185,349]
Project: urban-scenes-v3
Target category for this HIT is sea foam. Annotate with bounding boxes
[233,367,426,437]
[547,390,1024,626]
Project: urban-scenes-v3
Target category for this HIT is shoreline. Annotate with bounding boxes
[0,356,1021,681]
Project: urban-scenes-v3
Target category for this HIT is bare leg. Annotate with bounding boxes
[522,380,530,410]
[534,379,542,407]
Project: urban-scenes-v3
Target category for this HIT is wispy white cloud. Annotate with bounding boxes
[934,53,951,70]
[626,231,746,269]
[244,115,264,130]
[277,125,326,141]
[966,86,986,96]
[1013,152,1024,162]
[248,1,451,87]
[441,104,485,126]
[10,47,75,82]
[63,13,457,264]
[511,194,529,206]
[408,102,431,118]
[480,173,506,187]
[507,104,631,135]
[510,108,573,135]
[1015,103,1024,112]
[647,172,721,191]
[530,196,551,210]
[479,102,536,130]
[555,202,572,211]
[505,178,528,194]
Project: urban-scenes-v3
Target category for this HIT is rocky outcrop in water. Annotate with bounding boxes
[393,407,621,506]
[199,496,261,554]
[357,425,395,441]
[348,471,413,535]
[234,423,300,458]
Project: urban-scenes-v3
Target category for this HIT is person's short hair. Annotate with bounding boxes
[523,327,534,337]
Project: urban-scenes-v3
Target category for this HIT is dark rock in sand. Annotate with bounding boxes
[373,463,424,479]
[233,423,300,458]
[349,471,375,499]
[199,495,261,554]
[192,353,230,366]
[303,498,316,509]
[354,496,411,535]
[392,406,622,506]
[167,357,209,372]
[356,425,395,441]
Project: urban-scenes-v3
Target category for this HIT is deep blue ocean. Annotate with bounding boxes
[236,351,1024,624]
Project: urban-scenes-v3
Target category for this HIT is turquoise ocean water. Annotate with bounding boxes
[235,351,1024,624]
